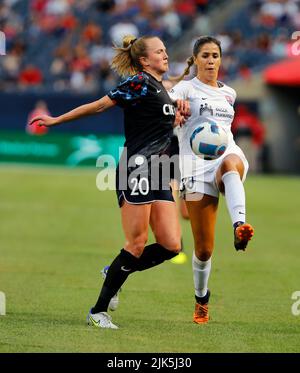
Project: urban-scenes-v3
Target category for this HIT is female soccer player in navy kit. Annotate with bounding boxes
[169,36,254,324]
[29,35,190,329]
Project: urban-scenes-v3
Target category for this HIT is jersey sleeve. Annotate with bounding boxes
[107,72,148,108]
[167,81,190,101]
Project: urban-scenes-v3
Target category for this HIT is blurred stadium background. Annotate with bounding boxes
[1,0,300,353]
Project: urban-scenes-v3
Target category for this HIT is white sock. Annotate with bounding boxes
[192,252,211,298]
[222,171,246,226]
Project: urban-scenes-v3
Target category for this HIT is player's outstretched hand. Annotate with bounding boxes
[176,99,190,119]
[28,115,58,128]
[174,111,186,127]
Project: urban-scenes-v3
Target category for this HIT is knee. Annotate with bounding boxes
[220,158,237,174]
[194,242,213,261]
[171,243,182,254]
[219,155,244,179]
[217,157,243,193]
[125,235,148,257]
[195,250,212,262]
[155,235,181,254]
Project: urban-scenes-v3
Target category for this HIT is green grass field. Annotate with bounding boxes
[0,164,300,353]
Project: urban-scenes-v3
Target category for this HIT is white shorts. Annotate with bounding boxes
[180,146,249,199]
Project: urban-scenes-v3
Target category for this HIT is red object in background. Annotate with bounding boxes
[26,101,50,135]
[19,65,43,86]
[263,57,300,87]
[231,104,265,146]
[31,0,48,14]
[82,22,102,42]
[71,56,92,72]
[175,0,196,16]
[239,64,252,80]
[61,13,78,31]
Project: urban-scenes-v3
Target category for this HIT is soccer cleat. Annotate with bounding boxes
[87,309,119,329]
[170,251,188,264]
[193,289,210,324]
[234,223,254,251]
[101,266,121,311]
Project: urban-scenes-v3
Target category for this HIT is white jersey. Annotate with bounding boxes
[169,77,243,180]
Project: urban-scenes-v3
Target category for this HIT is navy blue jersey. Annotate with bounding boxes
[108,72,176,159]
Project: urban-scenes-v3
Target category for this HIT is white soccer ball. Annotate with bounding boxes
[190,121,228,160]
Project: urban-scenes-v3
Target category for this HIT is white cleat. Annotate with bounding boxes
[101,266,121,311]
[87,310,119,329]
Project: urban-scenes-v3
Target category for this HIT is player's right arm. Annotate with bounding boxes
[28,95,116,127]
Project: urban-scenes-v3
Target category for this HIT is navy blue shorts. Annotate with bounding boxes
[115,163,174,208]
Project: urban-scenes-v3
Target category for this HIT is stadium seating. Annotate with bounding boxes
[1,0,299,94]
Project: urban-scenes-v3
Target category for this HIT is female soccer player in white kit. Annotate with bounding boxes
[169,36,254,324]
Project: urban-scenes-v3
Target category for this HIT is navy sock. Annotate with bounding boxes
[92,249,139,313]
[92,244,178,312]
[233,221,244,230]
[195,289,210,305]
[137,243,178,271]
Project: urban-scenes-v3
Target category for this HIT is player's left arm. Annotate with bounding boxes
[28,95,115,127]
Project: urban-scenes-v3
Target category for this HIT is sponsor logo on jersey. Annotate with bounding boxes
[163,104,176,116]
[199,103,213,116]
[215,107,234,119]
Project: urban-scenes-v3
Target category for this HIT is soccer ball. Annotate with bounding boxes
[190,121,228,160]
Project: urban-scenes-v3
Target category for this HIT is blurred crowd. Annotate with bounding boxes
[219,0,300,80]
[170,0,300,82]
[0,0,299,94]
